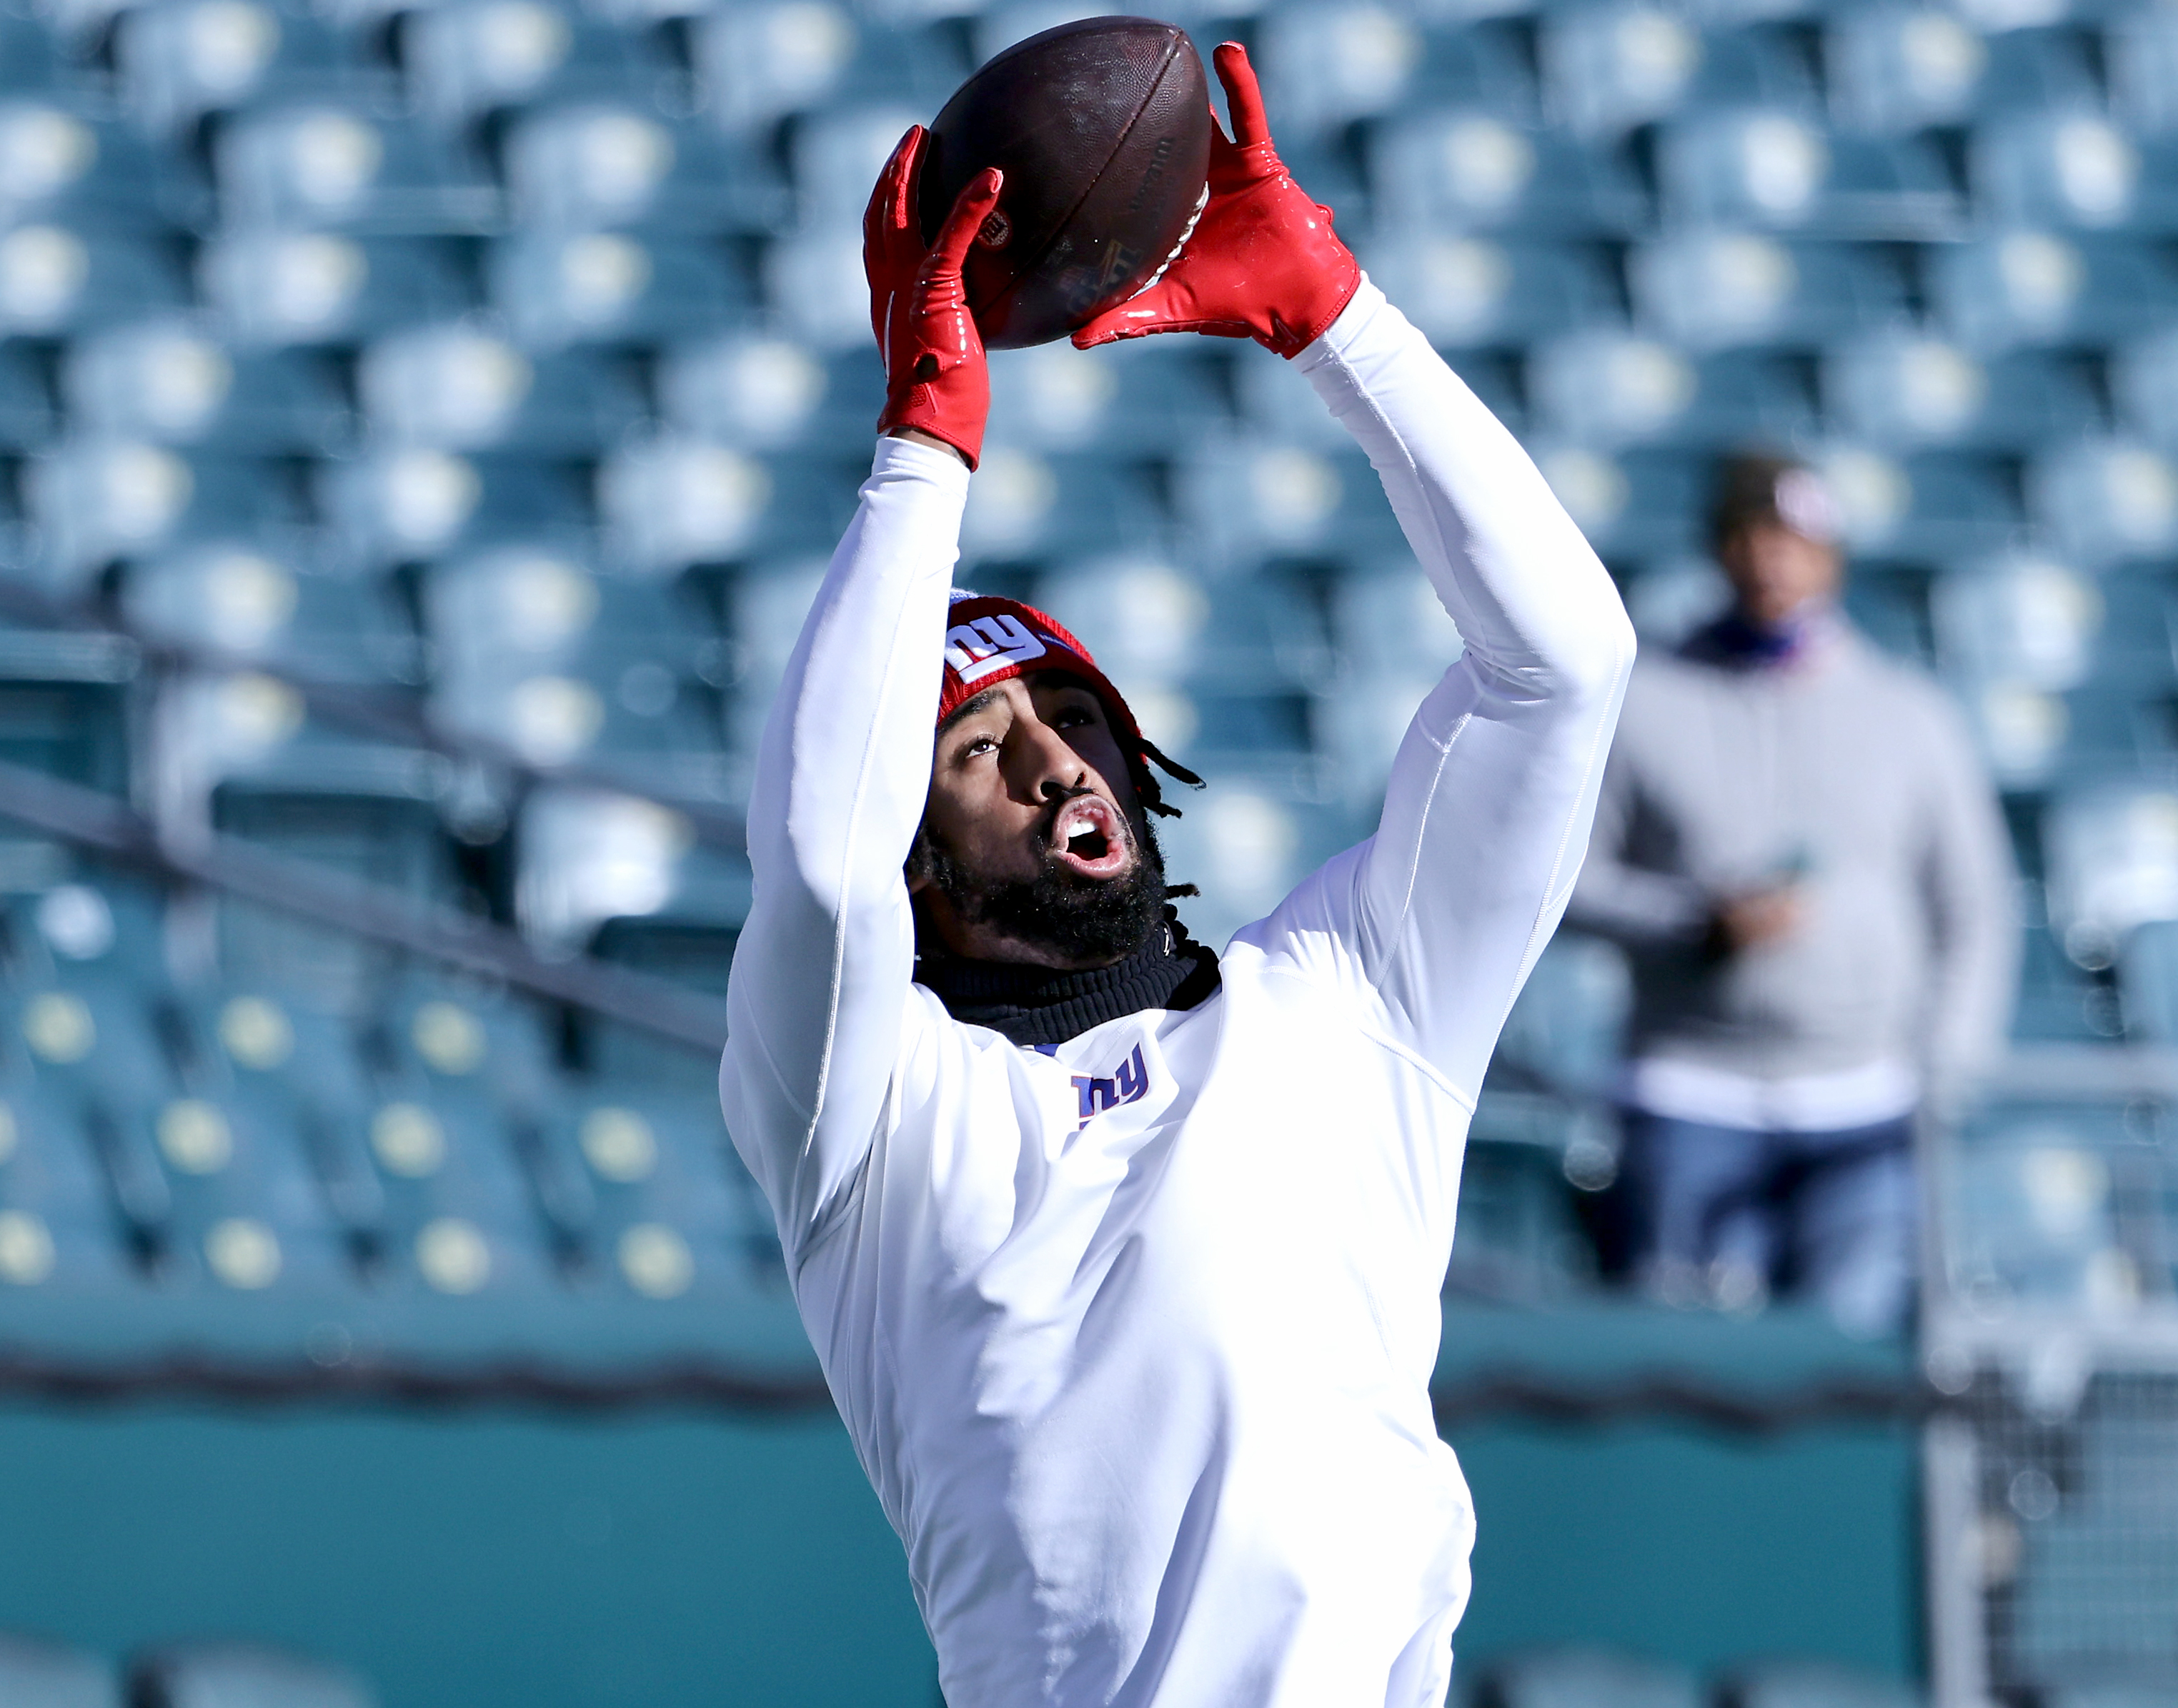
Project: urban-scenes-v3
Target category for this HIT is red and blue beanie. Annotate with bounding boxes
[936,591,1200,815]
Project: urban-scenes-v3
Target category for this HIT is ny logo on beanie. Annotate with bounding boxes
[945,613,1050,685]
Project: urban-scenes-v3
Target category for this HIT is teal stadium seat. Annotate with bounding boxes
[1472,1648,1703,1708]
[129,1644,374,1708]
[0,1634,117,1708]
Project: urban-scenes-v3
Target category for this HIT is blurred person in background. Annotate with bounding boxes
[1566,453,2017,1336]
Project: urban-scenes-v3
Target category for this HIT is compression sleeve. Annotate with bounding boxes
[1276,277,1636,1102]
[721,436,968,1255]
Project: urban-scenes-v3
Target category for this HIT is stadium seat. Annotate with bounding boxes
[1944,1101,2139,1307]
[514,784,745,954]
[0,16,64,95]
[785,101,924,232]
[691,1,890,138]
[317,448,592,570]
[176,984,384,1249]
[172,674,454,916]
[958,447,1165,567]
[123,1086,355,1289]
[595,432,781,572]
[371,977,555,1118]
[719,554,824,750]
[349,1082,560,1296]
[117,0,375,136]
[1317,562,1463,799]
[1471,1647,1703,1708]
[1174,440,1408,568]
[1528,332,1814,448]
[1038,560,1329,695]
[1537,4,1706,139]
[429,653,731,790]
[2109,4,2178,136]
[123,544,421,683]
[1492,933,1631,1098]
[656,333,837,450]
[1828,12,2099,134]
[0,631,136,794]
[2043,787,2178,961]
[2077,567,2178,695]
[1258,3,1426,147]
[212,102,495,232]
[0,1076,135,1291]
[402,0,667,130]
[1823,332,2102,451]
[488,229,752,348]
[0,342,53,449]
[0,1634,118,1708]
[582,914,740,1089]
[2115,919,2178,1043]
[1444,1131,1600,1298]
[0,100,189,227]
[1528,444,1708,559]
[1362,233,1620,347]
[500,105,786,234]
[1716,1659,1924,1708]
[1801,447,2019,562]
[1656,110,1960,237]
[356,324,646,452]
[1628,231,1911,350]
[1929,555,2102,698]
[2108,329,2178,449]
[2027,440,2178,567]
[423,548,710,680]
[201,232,477,347]
[1155,784,1358,951]
[64,319,352,453]
[535,1086,775,1298]
[23,440,310,591]
[129,1643,374,1708]
[0,224,189,337]
[1369,111,1645,235]
[1974,114,2178,235]
[987,339,1231,455]
[1929,232,2178,351]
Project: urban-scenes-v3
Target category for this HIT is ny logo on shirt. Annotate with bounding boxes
[945,613,1049,685]
[1072,1045,1149,1128]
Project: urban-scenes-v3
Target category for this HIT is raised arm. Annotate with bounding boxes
[721,138,999,1254]
[1078,46,1634,1101]
[1288,284,1636,1098]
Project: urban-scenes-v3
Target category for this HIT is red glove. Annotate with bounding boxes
[1070,43,1360,359]
[865,125,1003,470]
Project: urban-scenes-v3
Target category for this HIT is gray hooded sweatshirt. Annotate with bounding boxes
[1568,611,2017,1093]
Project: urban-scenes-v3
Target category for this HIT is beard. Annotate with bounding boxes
[908,797,1171,967]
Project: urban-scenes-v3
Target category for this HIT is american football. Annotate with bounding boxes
[916,16,1213,348]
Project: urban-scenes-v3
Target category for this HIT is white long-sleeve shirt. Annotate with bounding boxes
[720,280,1636,1708]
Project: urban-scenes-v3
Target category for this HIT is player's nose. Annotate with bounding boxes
[1005,712,1087,805]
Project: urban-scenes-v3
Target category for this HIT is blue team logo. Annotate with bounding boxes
[1072,1045,1149,1129]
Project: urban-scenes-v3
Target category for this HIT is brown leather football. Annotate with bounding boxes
[917,16,1213,349]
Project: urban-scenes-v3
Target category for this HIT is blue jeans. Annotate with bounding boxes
[1613,1108,1918,1336]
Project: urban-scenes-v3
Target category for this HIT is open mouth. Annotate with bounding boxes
[1048,795,1129,879]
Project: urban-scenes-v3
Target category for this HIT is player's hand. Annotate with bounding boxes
[865,125,1003,470]
[1704,885,1806,959]
[1069,42,1360,359]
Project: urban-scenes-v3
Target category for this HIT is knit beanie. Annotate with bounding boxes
[937,590,1201,816]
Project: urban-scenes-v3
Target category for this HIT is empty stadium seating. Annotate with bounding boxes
[0,0,2152,1464]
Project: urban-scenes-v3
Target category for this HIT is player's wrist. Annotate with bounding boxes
[886,426,973,467]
